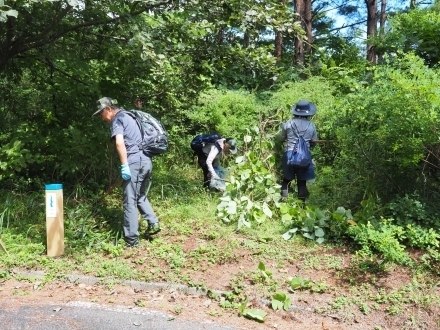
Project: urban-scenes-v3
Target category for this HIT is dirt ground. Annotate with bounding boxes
[1,245,439,330]
[0,277,349,330]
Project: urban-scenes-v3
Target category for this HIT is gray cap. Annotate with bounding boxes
[93,97,118,116]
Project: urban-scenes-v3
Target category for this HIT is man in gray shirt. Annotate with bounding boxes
[93,97,160,247]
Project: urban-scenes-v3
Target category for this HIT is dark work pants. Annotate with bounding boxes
[196,151,211,188]
[282,178,308,203]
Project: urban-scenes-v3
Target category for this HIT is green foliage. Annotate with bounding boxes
[376,8,440,66]
[271,292,291,311]
[347,220,412,265]
[420,248,440,275]
[290,277,312,290]
[238,298,267,323]
[403,224,439,249]
[216,135,281,230]
[282,207,329,244]
[328,52,440,209]
[257,261,273,279]
[384,193,440,230]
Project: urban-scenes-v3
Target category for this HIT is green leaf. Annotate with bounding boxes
[290,277,304,289]
[316,237,325,244]
[242,308,267,322]
[5,9,18,18]
[262,202,272,218]
[67,0,79,6]
[303,233,315,240]
[235,156,245,164]
[272,292,287,301]
[238,298,249,315]
[283,297,292,310]
[282,228,297,240]
[314,227,325,237]
[281,213,292,221]
[226,201,237,215]
[271,299,283,310]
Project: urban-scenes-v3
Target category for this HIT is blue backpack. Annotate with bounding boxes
[287,121,312,168]
[190,133,222,153]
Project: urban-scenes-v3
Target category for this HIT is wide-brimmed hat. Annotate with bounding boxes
[225,138,237,154]
[93,97,118,116]
[290,100,316,116]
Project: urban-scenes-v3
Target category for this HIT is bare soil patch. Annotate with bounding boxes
[1,243,439,330]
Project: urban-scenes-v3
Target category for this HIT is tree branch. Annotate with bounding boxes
[0,0,173,71]
[315,19,367,37]
[38,58,91,86]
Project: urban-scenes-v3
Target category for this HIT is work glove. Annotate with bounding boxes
[121,164,131,181]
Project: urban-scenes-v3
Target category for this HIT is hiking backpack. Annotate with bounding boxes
[190,133,222,153]
[124,110,168,156]
[287,121,312,168]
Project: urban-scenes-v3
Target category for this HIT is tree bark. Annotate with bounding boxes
[304,0,313,56]
[293,0,305,68]
[377,0,387,62]
[365,0,378,63]
[274,0,286,61]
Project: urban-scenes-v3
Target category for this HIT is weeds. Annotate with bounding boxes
[0,164,439,329]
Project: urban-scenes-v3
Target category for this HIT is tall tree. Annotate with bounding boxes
[378,0,387,62]
[294,0,305,67]
[365,0,378,63]
[274,0,286,61]
[304,0,313,55]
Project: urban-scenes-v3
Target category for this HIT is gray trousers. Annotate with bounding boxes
[122,159,158,244]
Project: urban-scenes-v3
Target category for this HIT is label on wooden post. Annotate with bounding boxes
[46,193,57,217]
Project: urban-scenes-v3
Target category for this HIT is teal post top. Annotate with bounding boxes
[45,184,63,190]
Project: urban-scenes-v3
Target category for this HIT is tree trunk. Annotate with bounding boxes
[365,0,378,63]
[377,0,387,63]
[293,0,305,68]
[274,0,286,61]
[304,0,313,56]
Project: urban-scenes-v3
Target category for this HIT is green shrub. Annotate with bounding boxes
[347,219,412,265]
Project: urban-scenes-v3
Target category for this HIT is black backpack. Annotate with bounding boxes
[190,133,222,153]
[124,110,168,156]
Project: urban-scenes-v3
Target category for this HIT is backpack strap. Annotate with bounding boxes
[123,110,144,137]
[291,119,311,138]
[120,110,145,152]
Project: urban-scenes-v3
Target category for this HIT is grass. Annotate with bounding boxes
[0,165,440,328]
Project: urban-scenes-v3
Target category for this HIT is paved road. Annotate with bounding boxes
[0,300,237,330]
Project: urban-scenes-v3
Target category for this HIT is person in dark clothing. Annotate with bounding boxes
[278,100,318,205]
[195,137,237,190]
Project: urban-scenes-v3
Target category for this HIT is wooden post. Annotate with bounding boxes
[45,184,64,257]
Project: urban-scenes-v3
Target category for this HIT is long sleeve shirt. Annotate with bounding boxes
[201,139,226,179]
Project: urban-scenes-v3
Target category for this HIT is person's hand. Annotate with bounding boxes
[121,164,131,181]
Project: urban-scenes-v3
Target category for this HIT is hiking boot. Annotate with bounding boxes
[125,240,139,248]
[280,189,288,202]
[146,223,161,236]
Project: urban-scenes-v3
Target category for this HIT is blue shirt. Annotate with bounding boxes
[110,110,149,164]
